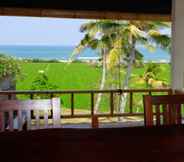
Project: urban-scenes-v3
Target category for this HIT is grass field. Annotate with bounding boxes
[17,62,101,90]
[16,62,171,112]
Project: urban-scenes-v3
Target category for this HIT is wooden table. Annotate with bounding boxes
[0,126,184,162]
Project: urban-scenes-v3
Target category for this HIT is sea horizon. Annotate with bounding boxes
[0,44,171,62]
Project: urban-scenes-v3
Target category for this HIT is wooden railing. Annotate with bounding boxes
[0,89,172,119]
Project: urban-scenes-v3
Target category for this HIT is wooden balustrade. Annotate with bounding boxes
[0,89,172,128]
[0,89,172,120]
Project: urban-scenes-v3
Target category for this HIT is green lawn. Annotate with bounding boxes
[16,62,171,112]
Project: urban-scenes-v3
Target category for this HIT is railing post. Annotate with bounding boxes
[92,115,98,128]
[91,92,94,116]
[118,89,123,113]
[50,93,54,98]
[91,92,98,128]
[71,93,74,116]
[129,92,133,114]
[110,92,114,116]
[148,91,152,95]
[30,94,34,99]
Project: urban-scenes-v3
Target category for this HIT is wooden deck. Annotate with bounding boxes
[62,118,144,128]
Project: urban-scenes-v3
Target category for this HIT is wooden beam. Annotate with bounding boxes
[0,7,171,21]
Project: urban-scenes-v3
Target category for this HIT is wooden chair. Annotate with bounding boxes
[0,98,61,132]
[143,95,184,127]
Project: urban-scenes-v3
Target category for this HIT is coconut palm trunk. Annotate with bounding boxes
[119,39,136,117]
[94,49,107,113]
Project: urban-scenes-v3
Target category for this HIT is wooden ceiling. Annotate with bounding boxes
[0,0,172,20]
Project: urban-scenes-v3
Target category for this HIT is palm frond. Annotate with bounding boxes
[148,30,171,51]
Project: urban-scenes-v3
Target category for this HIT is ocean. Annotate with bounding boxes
[0,45,170,62]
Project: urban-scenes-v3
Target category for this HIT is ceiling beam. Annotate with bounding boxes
[0,7,171,21]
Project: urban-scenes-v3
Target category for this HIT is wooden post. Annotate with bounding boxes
[91,92,94,116]
[90,92,98,128]
[110,92,114,116]
[71,93,74,116]
[92,115,99,128]
[129,92,133,114]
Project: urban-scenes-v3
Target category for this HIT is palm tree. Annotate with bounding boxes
[71,20,119,113]
[106,21,171,116]
[72,20,171,114]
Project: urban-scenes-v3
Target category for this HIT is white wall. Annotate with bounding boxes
[172,0,184,90]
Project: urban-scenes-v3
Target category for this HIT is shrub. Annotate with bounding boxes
[0,54,22,80]
[31,70,58,98]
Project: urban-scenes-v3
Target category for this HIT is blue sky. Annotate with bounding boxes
[0,16,89,46]
[0,16,171,46]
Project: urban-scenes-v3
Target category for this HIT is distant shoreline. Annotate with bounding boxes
[20,57,170,64]
[0,44,170,63]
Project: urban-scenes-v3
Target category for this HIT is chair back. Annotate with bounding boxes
[143,95,184,127]
[0,98,61,131]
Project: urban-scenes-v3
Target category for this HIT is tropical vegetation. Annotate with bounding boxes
[0,20,171,115]
[0,54,22,80]
[16,62,170,112]
[72,20,171,114]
